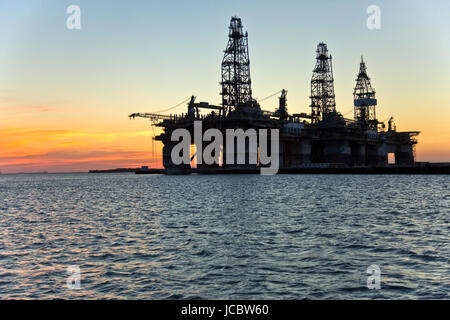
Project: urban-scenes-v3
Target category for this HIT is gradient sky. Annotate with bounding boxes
[0,0,449,173]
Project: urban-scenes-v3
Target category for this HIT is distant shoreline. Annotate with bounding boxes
[1,171,90,175]
[2,163,449,175]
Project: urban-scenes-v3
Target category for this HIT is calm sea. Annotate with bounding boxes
[0,173,448,299]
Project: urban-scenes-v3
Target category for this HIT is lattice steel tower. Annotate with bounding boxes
[221,17,252,115]
[310,43,336,122]
[353,56,377,129]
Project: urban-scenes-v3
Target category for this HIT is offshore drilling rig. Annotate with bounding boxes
[129,17,419,174]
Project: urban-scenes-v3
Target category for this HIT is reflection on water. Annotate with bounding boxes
[0,173,448,299]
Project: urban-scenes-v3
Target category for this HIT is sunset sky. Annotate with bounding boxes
[1,0,449,173]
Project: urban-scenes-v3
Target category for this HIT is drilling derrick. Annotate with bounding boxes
[354,56,377,129]
[310,43,336,123]
[221,17,253,115]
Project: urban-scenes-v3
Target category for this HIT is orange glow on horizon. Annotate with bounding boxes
[0,119,449,174]
[0,126,163,173]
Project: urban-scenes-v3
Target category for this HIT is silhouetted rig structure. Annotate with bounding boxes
[130,17,420,174]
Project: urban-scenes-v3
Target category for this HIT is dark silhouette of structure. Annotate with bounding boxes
[354,56,377,130]
[129,16,420,174]
[221,17,254,115]
[310,43,336,123]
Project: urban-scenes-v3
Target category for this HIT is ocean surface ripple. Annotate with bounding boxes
[0,173,448,299]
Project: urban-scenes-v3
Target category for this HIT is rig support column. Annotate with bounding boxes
[323,141,351,164]
[162,140,191,175]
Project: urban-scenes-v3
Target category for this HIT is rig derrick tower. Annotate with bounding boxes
[220,16,253,115]
[310,43,336,123]
[354,56,377,130]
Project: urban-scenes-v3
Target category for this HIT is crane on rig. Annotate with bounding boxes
[129,95,226,123]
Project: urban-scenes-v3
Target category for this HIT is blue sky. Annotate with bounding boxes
[1,0,449,112]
